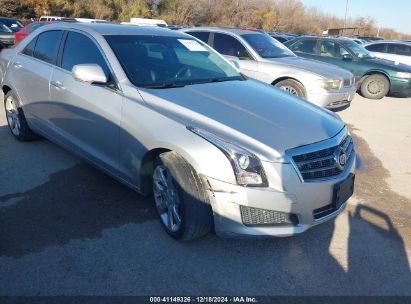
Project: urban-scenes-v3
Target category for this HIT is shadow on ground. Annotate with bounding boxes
[0,163,156,257]
[0,124,410,295]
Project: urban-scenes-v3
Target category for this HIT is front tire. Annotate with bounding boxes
[275,79,307,99]
[4,91,38,141]
[360,74,389,99]
[152,151,213,241]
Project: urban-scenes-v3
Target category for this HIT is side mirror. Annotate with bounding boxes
[72,64,108,84]
[342,54,353,61]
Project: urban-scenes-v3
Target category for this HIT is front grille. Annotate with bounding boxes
[343,78,351,87]
[291,135,354,182]
[240,206,299,227]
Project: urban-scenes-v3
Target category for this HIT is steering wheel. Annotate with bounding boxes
[175,66,190,78]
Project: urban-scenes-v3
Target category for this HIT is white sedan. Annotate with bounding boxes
[364,41,411,67]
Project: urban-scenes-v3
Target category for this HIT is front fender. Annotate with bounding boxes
[119,93,237,188]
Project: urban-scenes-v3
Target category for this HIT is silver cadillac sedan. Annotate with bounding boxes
[1,23,355,240]
[182,27,356,111]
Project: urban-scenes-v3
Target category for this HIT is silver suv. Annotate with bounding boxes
[183,27,356,111]
[1,23,355,240]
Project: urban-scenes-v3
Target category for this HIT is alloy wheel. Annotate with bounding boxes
[280,85,299,95]
[5,95,21,137]
[153,165,182,232]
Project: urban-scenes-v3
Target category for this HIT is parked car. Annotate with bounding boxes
[364,41,411,67]
[1,23,355,240]
[348,38,365,45]
[14,21,50,44]
[285,36,411,99]
[0,17,23,32]
[123,18,168,27]
[75,18,108,23]
[357,36,384,43]
[183,27,356,111]
[0,23,14,47]
[268,32,297,44]
[39,16,62,21]
[269,34,291,44]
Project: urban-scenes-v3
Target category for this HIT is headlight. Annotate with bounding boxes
[319,79,342,90]
[397,72,411,79]
[188,127,268,187]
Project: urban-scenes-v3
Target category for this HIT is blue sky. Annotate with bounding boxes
[300,0,411,35]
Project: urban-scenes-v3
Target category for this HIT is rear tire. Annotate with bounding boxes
[152,151,213,241]
[275,79,307,99]
[4,91,38,141]
[360,74,389,99]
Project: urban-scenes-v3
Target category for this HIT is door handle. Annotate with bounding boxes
[50,80,65,90]
[13,62,22,69]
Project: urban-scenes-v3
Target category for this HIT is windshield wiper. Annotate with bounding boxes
[197,76,243,84]
[144,82,186,89]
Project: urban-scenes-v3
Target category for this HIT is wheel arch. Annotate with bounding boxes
[138,138,235,195]
[2,84,12,96]
[271,76,307,98]
[139,147,171,195]
[272,76,302,86]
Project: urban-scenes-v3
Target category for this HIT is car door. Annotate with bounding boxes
[49,30,122,174]
[9,30,63,128]
[211,32,261,79]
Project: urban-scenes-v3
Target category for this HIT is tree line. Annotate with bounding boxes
[1,0,410,40]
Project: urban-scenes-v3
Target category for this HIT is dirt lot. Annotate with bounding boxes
[0,93,410,296]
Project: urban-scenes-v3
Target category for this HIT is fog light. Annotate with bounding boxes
[240,206,299,226]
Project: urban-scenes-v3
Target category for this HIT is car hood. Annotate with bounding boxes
[363,57,411,72]
[264,56,353,79]
[138,79,344,161]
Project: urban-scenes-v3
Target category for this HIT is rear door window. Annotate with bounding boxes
[289,39,318,54]
[388,44,411,56]
[186,31,210,44]
[33,30,63,64]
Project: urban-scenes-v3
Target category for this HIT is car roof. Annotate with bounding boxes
[37,22,188,37]
[293,35,356,43]
[364,40,411,46]
[183,27,260,36]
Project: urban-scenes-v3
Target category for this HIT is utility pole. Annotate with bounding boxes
[343,0,349,28]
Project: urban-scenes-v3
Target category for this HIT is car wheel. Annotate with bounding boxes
[152,151,213,241]
[275,79,307,99]
[4,91,38,141]
[360,74,389,99]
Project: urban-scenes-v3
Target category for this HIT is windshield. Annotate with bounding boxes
[241,33,295,58]
[105,35,244,88]
[0,19,23,28]
[341,39,375,59]
[0,23,12,33]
